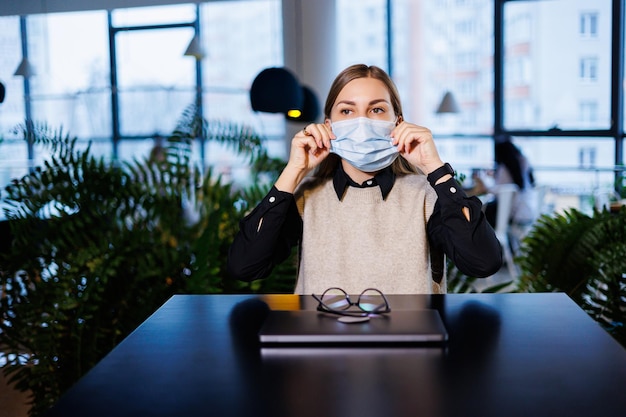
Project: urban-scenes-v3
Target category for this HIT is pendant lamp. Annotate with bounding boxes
[184,35,205,60]
[286,85,320,123]
[250,67,303,114]
[436,90,460,114]
[14,58,35,78]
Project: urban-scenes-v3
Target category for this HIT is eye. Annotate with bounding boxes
[339,108,353,115]
[371,107,385,114]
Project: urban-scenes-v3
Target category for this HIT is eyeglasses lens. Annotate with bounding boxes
[321,288,351,311]
[358,289,386,312]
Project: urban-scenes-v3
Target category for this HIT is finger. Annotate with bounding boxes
[396,126,431,153]
[391,122,412,148]
[392,124,413,153]
[295,127,318,153]
[305,137,320,154]
[293,134,318,155]
[393,122,430,139]
[299,125,314,138]
[304,123,334,149]
[320,123,335,149]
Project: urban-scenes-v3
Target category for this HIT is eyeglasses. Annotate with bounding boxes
[312,287,391,317]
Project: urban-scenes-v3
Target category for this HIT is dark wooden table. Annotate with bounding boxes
[45,293,626,417]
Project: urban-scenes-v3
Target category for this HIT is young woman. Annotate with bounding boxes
[227,64,502,294]
[489,139,537,226]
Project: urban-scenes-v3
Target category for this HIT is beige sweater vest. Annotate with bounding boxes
[293,174,442,295]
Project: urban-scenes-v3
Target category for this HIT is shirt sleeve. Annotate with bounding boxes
[227,186,303,282]
[427,177,503,277]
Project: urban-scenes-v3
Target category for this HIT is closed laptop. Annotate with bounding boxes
[258,309,448,345]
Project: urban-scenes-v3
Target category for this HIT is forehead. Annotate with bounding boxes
[335,77,391,103]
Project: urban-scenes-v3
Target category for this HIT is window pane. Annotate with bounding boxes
[435,135,495,178]
[115,27,197,137]
[199,0,285,184]
[504,0,612,130]
[513,136,616,214]
[336,0,388,72]
[111,4,196,27]
[26,11,111,139]
[112,0,285,178]
[201,0,283,128]
[391,0,494,136]
[0,16,25,134]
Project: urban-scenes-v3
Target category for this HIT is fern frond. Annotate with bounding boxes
[517,206,626,345]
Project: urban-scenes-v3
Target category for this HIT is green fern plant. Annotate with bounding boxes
[516,206,626,346]
[0,108,293,416]
[168,106,297,294]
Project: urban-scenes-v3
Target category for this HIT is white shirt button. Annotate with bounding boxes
[449,186,457,193]
[269,196,276,203]
[366,180,373,186]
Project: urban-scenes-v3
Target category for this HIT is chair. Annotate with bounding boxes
[493,184,519,280]
[508,184,547,254]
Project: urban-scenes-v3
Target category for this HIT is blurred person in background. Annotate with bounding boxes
[469,136,537,228]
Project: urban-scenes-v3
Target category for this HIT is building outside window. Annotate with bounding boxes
[580,56,599,82]
[580,100,598,125]
[580,11,599,37]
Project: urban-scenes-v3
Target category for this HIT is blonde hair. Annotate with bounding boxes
[314,64,418,180]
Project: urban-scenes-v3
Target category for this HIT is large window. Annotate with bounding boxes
[198,0,284,184]
[200,1,284,128]
[0,16,27,191]
[28,11,110,141]
[112,4,197,139]
[336,0,388,72]
[504,0,612,131]
[498,0,618,208]
[335,0,495,171]
[336,0,495,137]
[335,0,623,207]
[0,16,24,133]
[1,0,625,217]
[0,0,284,186]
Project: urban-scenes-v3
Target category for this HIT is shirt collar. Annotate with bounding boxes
[332,164,396,200]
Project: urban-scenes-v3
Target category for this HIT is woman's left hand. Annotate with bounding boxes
[391,121,444,174]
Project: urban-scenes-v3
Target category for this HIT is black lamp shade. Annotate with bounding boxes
[250,67,303,113]
[286,85,320,123]
[0,82,5,103]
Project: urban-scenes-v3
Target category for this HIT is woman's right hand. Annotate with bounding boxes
[275,123,335,193]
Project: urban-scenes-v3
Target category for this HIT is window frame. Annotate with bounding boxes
[494,0,624,174]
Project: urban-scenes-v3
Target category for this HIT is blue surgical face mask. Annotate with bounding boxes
[330,117,399,172]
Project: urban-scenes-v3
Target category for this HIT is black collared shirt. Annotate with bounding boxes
[227,167,503,283]
[333,164,395,200]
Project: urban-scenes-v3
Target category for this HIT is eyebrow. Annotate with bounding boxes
[335,98,391,106]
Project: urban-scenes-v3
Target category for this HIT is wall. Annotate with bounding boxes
[282,0,336,127]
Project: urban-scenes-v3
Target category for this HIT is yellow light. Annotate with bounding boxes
[287,109,302,118]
